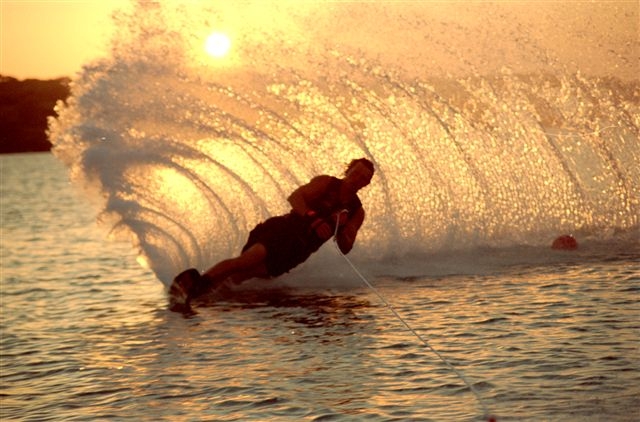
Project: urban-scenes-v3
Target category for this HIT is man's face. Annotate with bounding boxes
[345,162,373,191]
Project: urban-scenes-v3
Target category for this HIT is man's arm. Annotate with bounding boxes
[336,207,365,254]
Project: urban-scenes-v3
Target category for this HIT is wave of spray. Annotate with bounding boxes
[49,1,639,284]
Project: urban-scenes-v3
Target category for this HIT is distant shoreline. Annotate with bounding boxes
[0,75,70,154]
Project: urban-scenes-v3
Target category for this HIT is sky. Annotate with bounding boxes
[1,1,637,81]
[1,0,127,79]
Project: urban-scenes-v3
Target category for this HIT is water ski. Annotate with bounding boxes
[168,268,201,312]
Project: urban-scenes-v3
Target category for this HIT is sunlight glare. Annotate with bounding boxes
[205,32,231,58]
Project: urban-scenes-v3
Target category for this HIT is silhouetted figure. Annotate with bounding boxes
[169,158,375,310]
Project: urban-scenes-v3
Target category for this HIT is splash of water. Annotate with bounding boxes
[49,1,639,283]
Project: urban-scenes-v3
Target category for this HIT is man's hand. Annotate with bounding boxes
[307,210,350,241]
[304,210,331,240]
[311,219,333,240]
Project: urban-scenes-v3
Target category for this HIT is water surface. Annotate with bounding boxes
[2,153,638,421]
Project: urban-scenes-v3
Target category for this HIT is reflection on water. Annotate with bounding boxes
[3,242,640,421]
[2,153,640,421]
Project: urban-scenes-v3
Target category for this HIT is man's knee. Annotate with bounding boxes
[239,243,267,265]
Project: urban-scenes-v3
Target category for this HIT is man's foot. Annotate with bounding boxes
[168,268,201,311]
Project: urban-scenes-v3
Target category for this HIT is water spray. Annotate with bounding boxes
[332,210,496,421]
[543,126,616,138]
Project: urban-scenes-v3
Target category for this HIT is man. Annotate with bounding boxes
[169,158,375,309]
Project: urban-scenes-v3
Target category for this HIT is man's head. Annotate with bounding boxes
[345,158,374,175]
[344,158,374,191]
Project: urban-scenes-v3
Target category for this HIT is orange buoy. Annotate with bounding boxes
[551,234,578,250]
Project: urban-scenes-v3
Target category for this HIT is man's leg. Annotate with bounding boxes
[201,243,269,289]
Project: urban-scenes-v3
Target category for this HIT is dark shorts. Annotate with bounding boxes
[242,213,323,277]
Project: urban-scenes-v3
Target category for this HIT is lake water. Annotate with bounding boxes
[1,152,638,421]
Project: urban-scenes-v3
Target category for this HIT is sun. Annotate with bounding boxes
[205,32,231,58]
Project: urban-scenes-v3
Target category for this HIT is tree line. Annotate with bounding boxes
[0,76,71,153]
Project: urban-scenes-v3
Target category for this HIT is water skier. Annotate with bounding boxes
[169,158,375,309]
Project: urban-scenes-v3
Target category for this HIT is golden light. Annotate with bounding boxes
[205,32,231,58]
